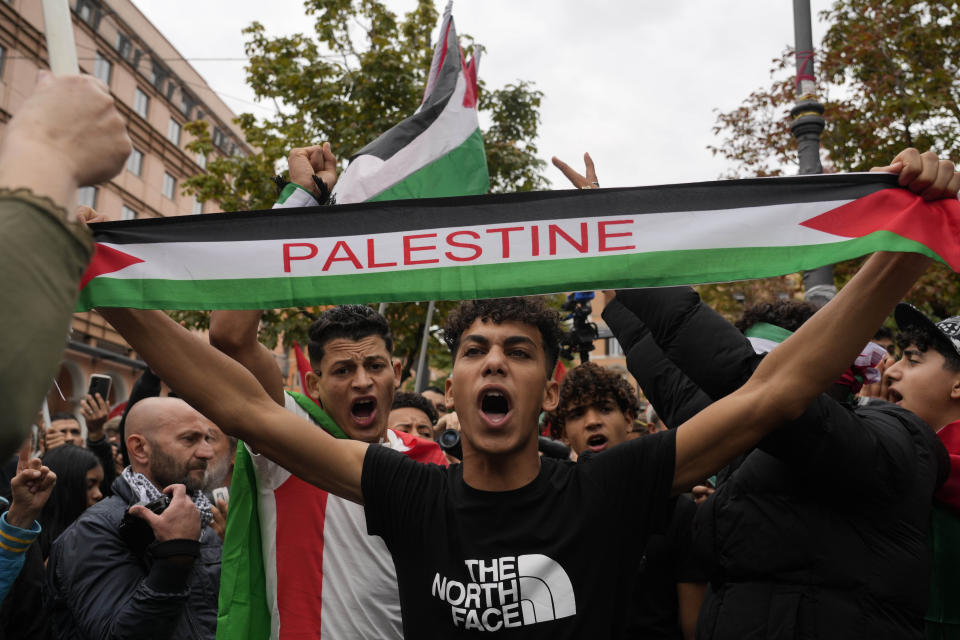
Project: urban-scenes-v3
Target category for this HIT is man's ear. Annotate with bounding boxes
[305,370,324,407]
[950,374,960,401]
[392,358,402,390]
[541,378,559,412]
[445,376,455,411]
[126,434,149,466]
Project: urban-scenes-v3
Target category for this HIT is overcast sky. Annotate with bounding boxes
[131,0,835,188]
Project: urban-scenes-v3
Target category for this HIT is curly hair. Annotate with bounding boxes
[546,362,638,440]
[734,299,819,333]
[896,327,960,372]
[443,297,563,374]
[308,304,393,368]
[391,391,439,425]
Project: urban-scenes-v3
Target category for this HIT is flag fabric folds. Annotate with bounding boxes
[329,3,487,204]
[79,173,960,311]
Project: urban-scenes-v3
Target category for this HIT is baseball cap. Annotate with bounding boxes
[894,303,960,360]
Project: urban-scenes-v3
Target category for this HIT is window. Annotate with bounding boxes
[121,206,137,221]
[192,198,203,215]
[93,52,112,85]
[77,186,97,209]
[115,33,131,59]
[76,0,103,29]
[162,172,176,200]
[606,338,624,358]
[212,127,229,152]
[0,45,6,80]
[196,152,206,169]
[180,90,197,118]
[133,87,149,118]
[150,59,168,90]
[127,148,143,177]
[167,118,181,145]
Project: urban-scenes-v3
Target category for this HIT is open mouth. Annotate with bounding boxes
[586,434,608,452]
[479,390,511,425]
[886,388,903,405]
[351,397,377,426]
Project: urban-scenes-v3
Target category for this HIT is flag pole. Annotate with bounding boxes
[791,0,834,306]
[414,301,436,393]
[42,0,80,75]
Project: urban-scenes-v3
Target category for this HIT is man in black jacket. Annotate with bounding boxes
[45,397,220,640]
[592,148,960,638]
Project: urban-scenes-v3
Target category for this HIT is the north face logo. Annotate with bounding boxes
[432,554,576,631]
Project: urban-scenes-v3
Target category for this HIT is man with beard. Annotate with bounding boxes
[45,397,221,640]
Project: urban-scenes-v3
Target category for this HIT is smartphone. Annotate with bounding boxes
[88,374,112,401]
[212,486,229,506]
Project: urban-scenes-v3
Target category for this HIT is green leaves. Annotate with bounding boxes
[178,0,547,382]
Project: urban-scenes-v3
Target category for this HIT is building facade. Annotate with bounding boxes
[0,0,252,418]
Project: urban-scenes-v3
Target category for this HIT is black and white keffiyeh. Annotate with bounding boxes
[122,466,213,527]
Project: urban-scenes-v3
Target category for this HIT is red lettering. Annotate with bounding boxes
[486,226,524,258]
[445,231,482,262]
[367,238,398,268]
[598,219,636,252]
[322,240,363,271]
[548,223,589,255]
[531,225,540,257]
[283,242,318,273]
[403,233,440,265]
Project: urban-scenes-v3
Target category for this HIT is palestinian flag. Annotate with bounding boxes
[78,173,960,311]
[329,4,487,204]
[217,393,447,640]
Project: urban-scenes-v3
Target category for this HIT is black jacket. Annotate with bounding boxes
[44,475,220,640]
[605,287,950,639]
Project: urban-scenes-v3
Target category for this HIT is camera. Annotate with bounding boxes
[436,428,462,460]
[559,291,599,363]
[119,493,171,554]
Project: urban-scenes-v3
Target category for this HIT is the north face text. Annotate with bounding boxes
[431,554,576,631]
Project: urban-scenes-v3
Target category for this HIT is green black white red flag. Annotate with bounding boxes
[329,3,487,204]
[78,173,960,311]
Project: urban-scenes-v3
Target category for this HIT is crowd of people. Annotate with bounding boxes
[3,70,960,640]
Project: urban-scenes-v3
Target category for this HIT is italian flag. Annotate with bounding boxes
[78,173,960,311]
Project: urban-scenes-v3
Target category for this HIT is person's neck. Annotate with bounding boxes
[460,439,541,492]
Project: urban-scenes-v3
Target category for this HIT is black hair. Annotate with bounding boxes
[391,391,439,425]
[424,385,445,395]
[896,327,960,373]
[735,300,819,333]
[39,445,101,560]
[443,297,563,374]
[49,412,79,424]
[307,305,393,369]
[874,326,894,342]
[546,362,638,440]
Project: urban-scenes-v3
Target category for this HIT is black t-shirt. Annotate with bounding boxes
[362,428,677,638]
[628,494,703,639]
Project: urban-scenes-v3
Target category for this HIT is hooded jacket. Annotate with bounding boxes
[603,287,949,639]
[45,475,220,640]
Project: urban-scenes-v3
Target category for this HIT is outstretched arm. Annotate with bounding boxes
[672,250,930,492]
[99,308,366,503]
[208,144,339,405]
[209,310,285,406]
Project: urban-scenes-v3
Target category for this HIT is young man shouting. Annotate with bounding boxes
[548,361,705,639]
[99,152,952,638]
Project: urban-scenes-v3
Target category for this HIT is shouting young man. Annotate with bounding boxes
[99,152,952,638]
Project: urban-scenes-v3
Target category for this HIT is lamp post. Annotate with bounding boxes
[791,0,835,306]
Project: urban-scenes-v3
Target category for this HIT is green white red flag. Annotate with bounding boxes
[78,173,960,311]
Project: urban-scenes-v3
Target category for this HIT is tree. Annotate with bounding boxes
[706,0,960,319]
[175,0,548,383]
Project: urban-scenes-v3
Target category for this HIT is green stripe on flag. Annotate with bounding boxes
[77,231,945,311]
[744,322,794,343]
[217,443,271,640]
[368,128,488,202]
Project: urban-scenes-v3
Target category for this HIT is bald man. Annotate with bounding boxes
[44,398,222,640]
